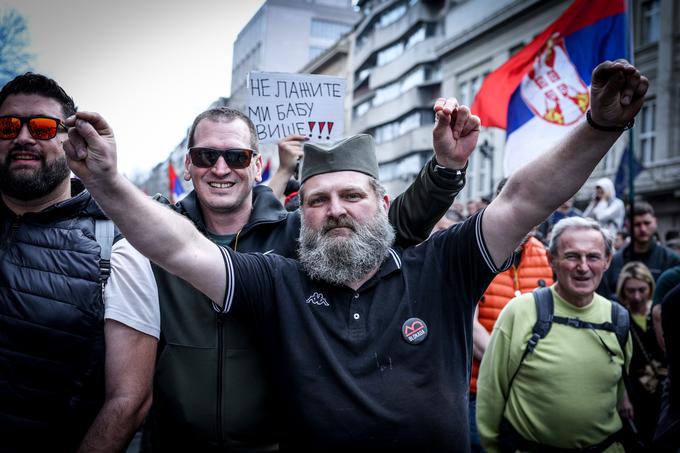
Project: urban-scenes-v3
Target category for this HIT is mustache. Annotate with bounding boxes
[8,145,43,158]
[322,216,357,233]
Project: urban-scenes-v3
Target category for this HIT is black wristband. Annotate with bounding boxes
[586,110,634,132]
[432,157,468,179]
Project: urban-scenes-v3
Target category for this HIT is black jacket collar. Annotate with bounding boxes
[176,185,290,235]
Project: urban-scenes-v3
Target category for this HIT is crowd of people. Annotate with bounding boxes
[1,59,679,453]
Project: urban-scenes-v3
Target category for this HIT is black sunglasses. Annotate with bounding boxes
[0,115,68,140]
[189,147,257,169]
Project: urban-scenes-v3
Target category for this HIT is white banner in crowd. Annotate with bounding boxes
[246,71,345,144]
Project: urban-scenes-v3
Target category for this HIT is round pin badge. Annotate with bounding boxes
[402,317,428,345]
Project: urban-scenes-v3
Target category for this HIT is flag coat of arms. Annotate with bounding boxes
[471,0,628,176]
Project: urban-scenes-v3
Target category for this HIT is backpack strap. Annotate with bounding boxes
[527,287,554,353]
[507,287,554,390]
[610,301,630,354]
[94,219,115,287]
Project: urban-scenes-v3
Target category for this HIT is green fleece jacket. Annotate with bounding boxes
[477,286,632,453]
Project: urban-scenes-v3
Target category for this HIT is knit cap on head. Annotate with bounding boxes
[301,134,378,183]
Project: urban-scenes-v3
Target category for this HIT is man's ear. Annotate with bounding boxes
[382,194,390,212]
[253,154,263,184]
[183,153,192,181]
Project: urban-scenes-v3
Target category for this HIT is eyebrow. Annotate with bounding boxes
[305,184,368,197]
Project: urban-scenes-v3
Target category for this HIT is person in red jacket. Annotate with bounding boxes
[468,179,555,452]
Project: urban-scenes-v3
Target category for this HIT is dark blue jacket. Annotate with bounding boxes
[0,180,110,452]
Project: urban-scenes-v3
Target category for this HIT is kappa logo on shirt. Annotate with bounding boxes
[306,292,330,307]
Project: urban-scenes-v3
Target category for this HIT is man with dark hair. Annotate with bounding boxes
[64,60,647,450]
[0,73,159,451]
[144,106,468,451]
[600,201,680,299]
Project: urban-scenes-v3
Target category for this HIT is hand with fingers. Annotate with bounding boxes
[432,97,481,169]
[277,134,307,177]
[590,59,649,128]
[63,112,118,185]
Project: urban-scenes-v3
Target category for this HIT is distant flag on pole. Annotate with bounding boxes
[260,158,271,183]
[471,0,628,176]
[614,146,644,197]
[168,162,184,203]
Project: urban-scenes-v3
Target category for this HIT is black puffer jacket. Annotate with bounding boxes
[0,180,110,452]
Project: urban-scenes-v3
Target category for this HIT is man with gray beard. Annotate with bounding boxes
[299,175,395,286]
[64,59,647,451]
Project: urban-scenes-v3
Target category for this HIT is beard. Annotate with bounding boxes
[0,151,70,201]
[299,205,396,286]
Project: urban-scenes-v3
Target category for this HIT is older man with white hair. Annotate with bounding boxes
[476,216,633,452]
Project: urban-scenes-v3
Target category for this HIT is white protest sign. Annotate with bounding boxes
[247,71,345,144]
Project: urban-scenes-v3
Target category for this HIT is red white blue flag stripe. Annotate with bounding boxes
[471,0,628,175]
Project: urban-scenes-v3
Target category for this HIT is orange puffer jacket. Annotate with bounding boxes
[470,237,553,394]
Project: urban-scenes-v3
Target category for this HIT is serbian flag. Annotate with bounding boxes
[471,0,628,176]
[260,158,271,183]
[168,162,185,203]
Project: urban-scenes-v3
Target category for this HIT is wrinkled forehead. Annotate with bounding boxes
[557,227,608,253]
[301,170,373,196]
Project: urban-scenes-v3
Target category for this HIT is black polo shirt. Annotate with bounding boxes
[217,210,507,451]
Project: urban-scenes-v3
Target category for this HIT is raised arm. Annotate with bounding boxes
[267,134,306,199]
[389,98,479,245]
[483,60,648,267]
[64,112,226,304]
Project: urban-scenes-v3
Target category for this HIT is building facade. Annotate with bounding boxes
[350,0,679,233]
[349,0,448,195]
[230,0,359,112]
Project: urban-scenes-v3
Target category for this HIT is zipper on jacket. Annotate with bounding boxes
[11,218,21,235]
[216,316,224,447]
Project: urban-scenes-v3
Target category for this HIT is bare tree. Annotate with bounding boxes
[0,8,33,87]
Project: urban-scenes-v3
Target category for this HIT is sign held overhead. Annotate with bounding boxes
[247,71,345,144]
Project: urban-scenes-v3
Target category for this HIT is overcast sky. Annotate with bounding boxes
[2,0,265,178]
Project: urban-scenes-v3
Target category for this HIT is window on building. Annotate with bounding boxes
[373,80,401,106]
[458,72,487,107]
[638,100,656,163]
[372,64,439,107]
[377,41,404,66]
[309,46,326,60]
[400,66,425,92]
[378,2,407,28]
[640,0,660,45]
[379,151,431,182]
[405,25,426,49]
[310,19,352,41]
[354,100,372,118]
[373,110,428,144]
[376,22,434,66]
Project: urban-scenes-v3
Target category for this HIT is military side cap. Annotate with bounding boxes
[301,134,378,183]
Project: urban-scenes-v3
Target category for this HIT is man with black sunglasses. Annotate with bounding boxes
[0,73,159,452]
[141,107,467,451]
